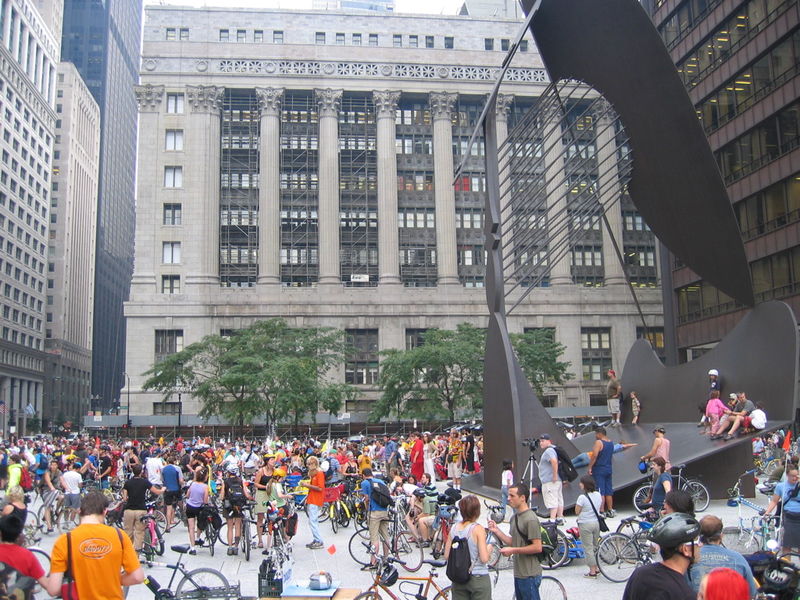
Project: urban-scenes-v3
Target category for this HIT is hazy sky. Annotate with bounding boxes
[142,0,464,16]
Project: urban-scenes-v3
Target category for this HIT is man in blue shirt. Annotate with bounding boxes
[161,455,184,531]
[360,468,389,569]
[384,438,399,473]
[688,515,757,596]
[765,466,800,554]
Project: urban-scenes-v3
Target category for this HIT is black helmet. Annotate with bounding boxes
[647,512,700,548]
[413,488,426,499]
[379,564,398,586]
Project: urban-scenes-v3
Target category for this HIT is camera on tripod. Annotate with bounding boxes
[521,437,540,452]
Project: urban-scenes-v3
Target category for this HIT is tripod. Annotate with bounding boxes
[520,444,540,494]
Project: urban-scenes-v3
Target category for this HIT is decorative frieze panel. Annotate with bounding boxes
[213,59,547,83]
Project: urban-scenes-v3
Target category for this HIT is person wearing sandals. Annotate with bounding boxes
[444,494,493,600]
[574,475,603,578]
[184,470,209,555]
[253,455,275,549]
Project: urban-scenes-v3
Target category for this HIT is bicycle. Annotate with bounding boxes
[596,530,654,582]
[141,543,238,599]
[754,453,783,479]
[141,502,166,561]
[722,469,779,553]
[353,541,451,600]
[632,463,710,513]
[265,506,294,578]
[430,504,458,560]
[325,483,351,533]
[349,500,424,572]
[195,504,220,557]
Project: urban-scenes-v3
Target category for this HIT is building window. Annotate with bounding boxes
[236,29,246,43]
[316,32,326,44]
[484,38,493,50]
[581,327,612,381]
[409,35,418,48]
[589,394,607,407]
[162,241,181,264]
[166,28,176,41]
[369,33,378,46]
[165,129,183,151]
[345,329,379,385]
[179,28,189,41]
[501,38,509,51]
[254,30,263,43]
[163,203,182,225]
[273,30,284,44]
[219,29,229,42]
[336,32,345,45]
[405,328,428,349]
[425,35,434,48]
[154,329,183,362]
[166,93,184,114]
[164,166,183,188]
[161,275,180,294]
[393,34,402,47]
[519,40,528,52]
[352,33,362,45]
[444,36,454,49]
[153,402,181,415]
[637,326,666,363]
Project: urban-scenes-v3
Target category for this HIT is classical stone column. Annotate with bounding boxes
[430,92,459,286]
[495,94,515,283]
[593,99,626,286]
[315,88,343,286]
[373,90,401,286]
[130,84,165,293]
[1,1,12,49]
[185,85,224,287]
[543,104,572,285]
[256,87,284,286]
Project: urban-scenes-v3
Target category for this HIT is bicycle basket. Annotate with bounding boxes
[380,564,399,587]
[323,485,343,503]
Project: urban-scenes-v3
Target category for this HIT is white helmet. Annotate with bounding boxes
[708,369,719,376]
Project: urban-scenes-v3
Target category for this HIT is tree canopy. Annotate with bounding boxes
[141,319,354,429]
[510,328,573,397]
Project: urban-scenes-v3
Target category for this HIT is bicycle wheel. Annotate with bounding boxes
[682,480,710,512]
[765,460,782,480]
[632,485,651,513]
[596,533,640,582]
[339,501,351,529]
[242,520,251,562]
[174,567,231,597]
[353,592,380,600]
[152,509,168,531]
[431,526,446,559]
[58,508,78,533]
[206,525,217,557]
[539,576,567,600]
[153,524,166,556]
[348,529,372,566]
[29,547,50,575]
[217,522,230,546]
[541,529,569,570]
[24,511,41,546]
[432,585,451,600]
[394,530,423,572]
[330,504,339,534]
[722,526,759,554]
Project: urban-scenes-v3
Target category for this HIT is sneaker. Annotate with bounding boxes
[227,547,234,556]
[607,509,617,518]
[555,518,565,525]
[232,548,239,555]
[724,434,734,441]
[309,542,324,549]
[188,548,196,555]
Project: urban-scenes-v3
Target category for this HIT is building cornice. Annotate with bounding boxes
[0,46,56,127]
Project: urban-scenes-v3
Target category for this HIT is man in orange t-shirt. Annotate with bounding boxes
[49,492,143,600]
[301,455,326,549]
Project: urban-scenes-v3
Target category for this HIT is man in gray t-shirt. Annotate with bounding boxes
[538,434,563,522]
[487,483,542,600]
[712,392,756,440]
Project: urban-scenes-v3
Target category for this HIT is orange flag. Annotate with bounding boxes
[327,544,336,555]
[783,431,793,452]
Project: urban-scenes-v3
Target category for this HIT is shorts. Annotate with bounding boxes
[185,505,202,519]
[42,489,60,508]
[447,460,463,479]
[541,481,564,509]
[368,511,390,546]
[255,490,271,515]
[64,493,81,509]
[743,416,753,429]
[593,470,613,496]
[607,397,620,414]
[223,502,243,520]
[164,490,181,506]
[632,400,640,416]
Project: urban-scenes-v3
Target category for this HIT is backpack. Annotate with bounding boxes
[198,505,222,532]
[514,511,555,560]
[446,523,475,584]
[0,561,36,600]
[369,479,393,509]
[18,466,33,492]
[37,454,48,471]
[553,446,578,482]
[225,477,247,506]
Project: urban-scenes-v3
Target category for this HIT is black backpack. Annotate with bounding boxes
[514,511,554,560]
[553,446,578,482]
[225,476,247,506]
[446,524,475,584]
[369,479,393,508]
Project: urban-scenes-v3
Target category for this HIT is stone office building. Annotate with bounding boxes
[124,5,664,424]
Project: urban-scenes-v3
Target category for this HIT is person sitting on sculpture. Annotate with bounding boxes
[711,392,755,441]
[571,442,638,468]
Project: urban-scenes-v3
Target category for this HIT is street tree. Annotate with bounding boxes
[142,319,349,430]
[373,324,485,422]
[510,328,573,397]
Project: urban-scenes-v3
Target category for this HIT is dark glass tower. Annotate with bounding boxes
[61,0,143,409]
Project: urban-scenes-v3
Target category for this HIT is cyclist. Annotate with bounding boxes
[121,464,164,552]
[622,512,701,600]
[262,467,292,554]
[220,463,251,555]
[184,470,209,555]
[41,459,66,533]
[62,461,83,525]
[162,454,184,532]
[361,467,389,569]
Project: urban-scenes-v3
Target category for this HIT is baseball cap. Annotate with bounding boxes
[729,393,737,399]
[708,369,719,376]
[539,433,551,440]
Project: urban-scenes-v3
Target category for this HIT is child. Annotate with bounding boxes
[499,459,513,517]
[630,391,641,425]
[704,390,728,435]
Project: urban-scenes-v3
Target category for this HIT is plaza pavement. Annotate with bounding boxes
[27,487,763,599]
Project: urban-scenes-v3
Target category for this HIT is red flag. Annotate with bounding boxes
[783,431,793,452]
[326,544,336,555]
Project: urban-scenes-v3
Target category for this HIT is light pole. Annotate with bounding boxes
[123,372,131,428]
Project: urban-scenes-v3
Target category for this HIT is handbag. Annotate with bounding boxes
[61,532,79,600]
[584,493,609,532]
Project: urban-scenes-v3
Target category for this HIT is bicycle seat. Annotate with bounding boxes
[619,516,637,525]
[423,559,447,568]
[675,464,687,470]
[171,544,191,554]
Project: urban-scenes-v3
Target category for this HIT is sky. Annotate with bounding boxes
[142,0,465,16]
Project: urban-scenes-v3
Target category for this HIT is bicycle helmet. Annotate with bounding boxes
[489,505,506,523]
[708,369,719,376]
[638,460,649,474]
[646,512,700,548]
[379,564,399,587]
[273,467,286,478]
[413,488,426,499]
